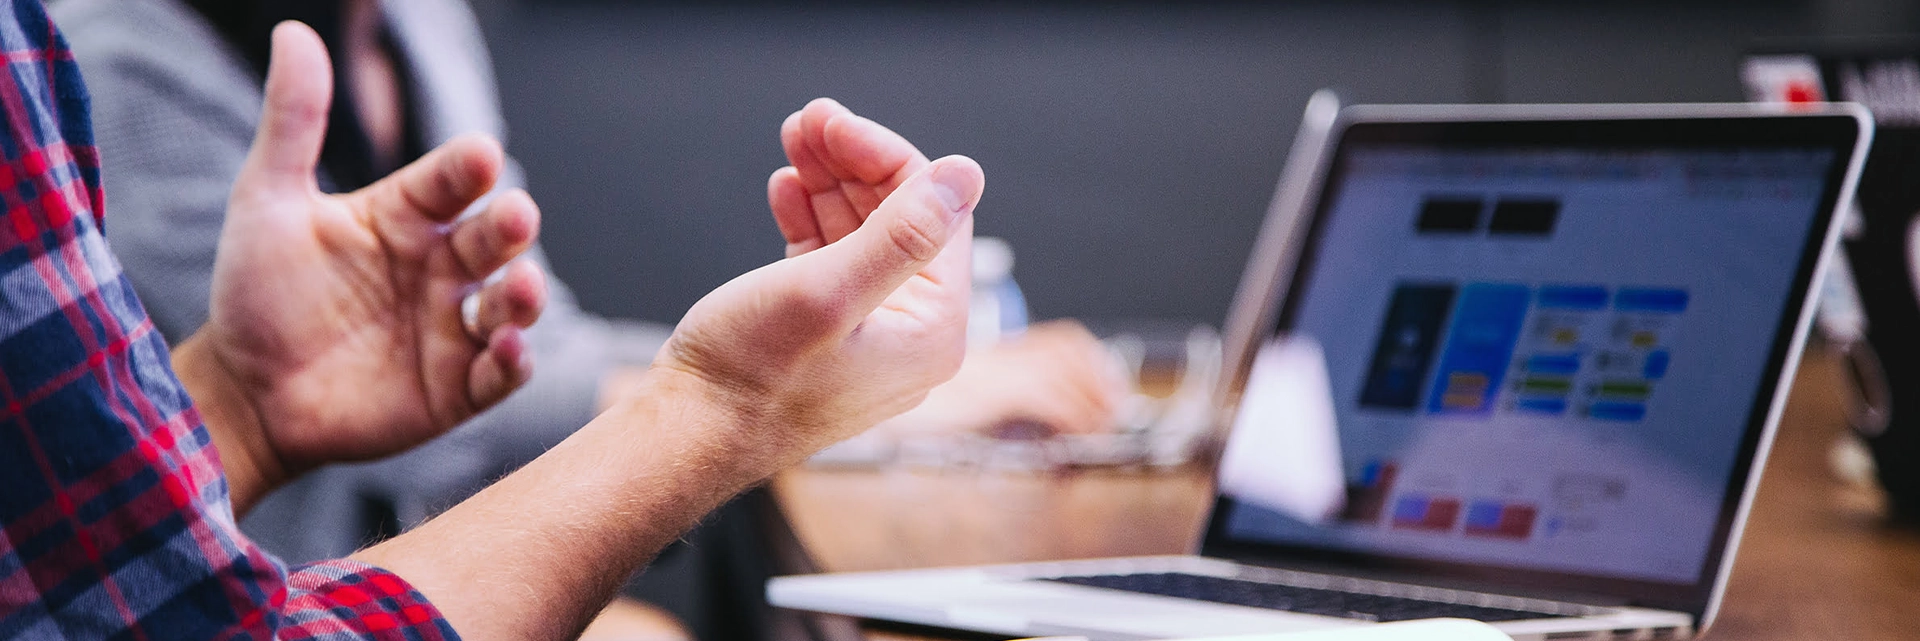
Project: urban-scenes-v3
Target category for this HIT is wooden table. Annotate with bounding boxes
[775,348,1920,640]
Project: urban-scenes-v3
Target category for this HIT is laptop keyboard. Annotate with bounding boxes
[1042,572,1559,622]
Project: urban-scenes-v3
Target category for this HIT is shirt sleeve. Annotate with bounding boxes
[0,3,461,639]
[275,560,457,639]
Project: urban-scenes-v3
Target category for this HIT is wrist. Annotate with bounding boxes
[604,364,795,487]
[172,332,286,515]
[595,365,653,413]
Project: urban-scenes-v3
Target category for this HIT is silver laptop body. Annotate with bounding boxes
[770,99,1873,641]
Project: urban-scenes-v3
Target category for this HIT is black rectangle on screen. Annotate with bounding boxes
[1489,199,1560,236]
[1416,197,1484,233]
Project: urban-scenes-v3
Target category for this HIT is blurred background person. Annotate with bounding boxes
[52,0,1123,639]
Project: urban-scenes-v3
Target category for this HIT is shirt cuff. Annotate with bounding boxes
[279,559,461,640]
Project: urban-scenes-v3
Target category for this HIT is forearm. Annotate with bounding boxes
[351,366,781,641]
[171,331,282,515]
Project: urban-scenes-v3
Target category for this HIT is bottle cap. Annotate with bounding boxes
[973,236,1014,282]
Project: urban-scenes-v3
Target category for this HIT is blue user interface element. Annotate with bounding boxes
[1427,283,1531,415]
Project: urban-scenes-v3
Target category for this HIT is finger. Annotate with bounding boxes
[784,98,853,191]
[468,325,533,410]
[908,178,977,322]
[803,155,983,320]
[449,188,540,279]
[788,104,865,242]
[820,111,929,213]
[357,134,506,231]
[768,167,824,257]
[1000,322,1121,434]
[236,21,332,196]
[786,99,932,241]
[1030,361,1116,436]
[1055,332,1126,429]
[1055,364,1121,434]
[1049,395,1109,435]
[993,374,1108,437]
[780,108,828,192]
[470,259,548,340]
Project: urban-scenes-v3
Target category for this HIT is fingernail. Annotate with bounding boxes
[930,163,974,215]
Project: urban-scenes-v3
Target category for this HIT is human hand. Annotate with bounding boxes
[880,320,1126,436]
[769,98,930,256]
[765,100,1122,437]
[647,100,981,466]
[178,22,546,508]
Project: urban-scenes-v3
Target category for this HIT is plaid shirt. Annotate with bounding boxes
[0,2,458,639]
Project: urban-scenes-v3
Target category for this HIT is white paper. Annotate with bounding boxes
[1217,336,1346,524]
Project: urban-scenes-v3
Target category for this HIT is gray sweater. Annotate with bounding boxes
[52,0,672,563]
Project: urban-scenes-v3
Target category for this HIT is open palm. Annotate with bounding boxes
[200,23,545,479]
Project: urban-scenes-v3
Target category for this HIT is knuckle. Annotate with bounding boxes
[884,208,945,263]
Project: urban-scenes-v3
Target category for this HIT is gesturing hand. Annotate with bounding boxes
[649,100,980,461]
[179,22,547,509]
[768,98,932,256]
[768,100,1126,438]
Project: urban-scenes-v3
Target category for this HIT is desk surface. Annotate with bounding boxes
[775,348,1920,640]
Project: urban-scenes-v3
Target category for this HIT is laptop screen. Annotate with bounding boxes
[1206,114,1861,615]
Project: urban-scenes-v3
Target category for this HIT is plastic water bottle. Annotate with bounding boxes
[969,236,1028,345]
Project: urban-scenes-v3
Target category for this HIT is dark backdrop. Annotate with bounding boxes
[469,0,1917,328]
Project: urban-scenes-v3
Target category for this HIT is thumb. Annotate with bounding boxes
[806,155,983,316]
[236,21,332,197]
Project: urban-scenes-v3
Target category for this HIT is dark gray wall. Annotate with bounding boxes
[477,0,1916,328]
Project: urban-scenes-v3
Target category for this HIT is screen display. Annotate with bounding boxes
[1218,141,1839,587]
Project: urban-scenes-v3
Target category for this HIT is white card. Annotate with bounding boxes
[1217,336,1346,524]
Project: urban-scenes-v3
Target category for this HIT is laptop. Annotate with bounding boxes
[768,99,1872,641]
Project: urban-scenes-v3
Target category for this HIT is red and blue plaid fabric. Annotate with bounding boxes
[0,2,457,638]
